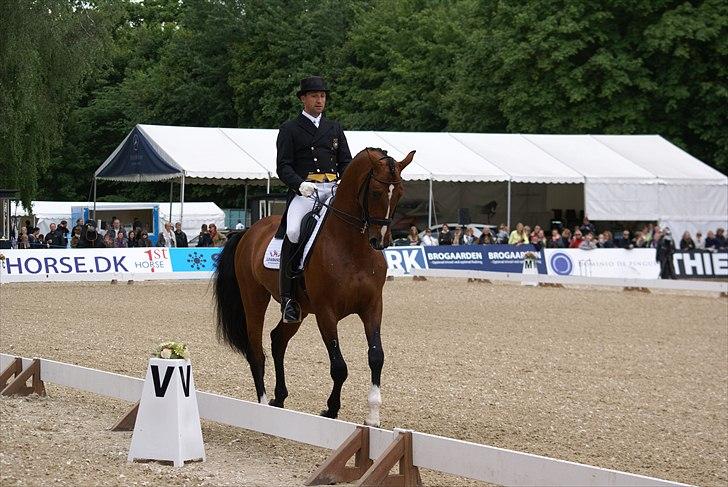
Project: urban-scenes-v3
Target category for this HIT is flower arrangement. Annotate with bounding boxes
[523,252,537,260]
[153,341,190,360]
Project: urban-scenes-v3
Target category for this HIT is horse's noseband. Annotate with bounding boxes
[359,170,402,233]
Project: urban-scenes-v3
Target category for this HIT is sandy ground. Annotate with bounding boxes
[0,279,726,486]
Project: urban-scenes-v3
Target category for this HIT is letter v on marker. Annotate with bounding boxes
[151,365,175,397]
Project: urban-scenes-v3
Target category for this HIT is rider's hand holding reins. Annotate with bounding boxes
[299,181,316,197]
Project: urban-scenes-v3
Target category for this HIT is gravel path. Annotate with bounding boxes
[1,279,726,486]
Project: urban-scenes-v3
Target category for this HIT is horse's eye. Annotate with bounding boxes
[372,191,382,198]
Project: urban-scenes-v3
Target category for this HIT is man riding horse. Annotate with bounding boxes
[276,76,352,324]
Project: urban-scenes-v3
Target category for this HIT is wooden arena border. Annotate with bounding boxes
[410,268,728,295]
[0,353,689,487]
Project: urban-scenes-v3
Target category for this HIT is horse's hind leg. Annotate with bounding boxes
[269,316,304,408]
[241,285,271,404]
[315,311,347,419]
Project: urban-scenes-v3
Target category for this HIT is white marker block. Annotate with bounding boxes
[128,358,205,467]
[521,257,539,286]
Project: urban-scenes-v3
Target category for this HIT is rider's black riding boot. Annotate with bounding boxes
[279,237,302,323]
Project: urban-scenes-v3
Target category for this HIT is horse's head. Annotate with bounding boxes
[359,148,416,250]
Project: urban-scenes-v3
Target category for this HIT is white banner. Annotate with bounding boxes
[0,248,173,283]
[543,248,660,279]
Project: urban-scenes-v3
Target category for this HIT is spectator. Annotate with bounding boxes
[716,228,726,249]
[157,233,167,247]
[421,228,437,246]
[579,232,597,250]
[508,222,526,245]
[45,223,60,248]
[561,228,572,248]
[546,229,564,248]
[529,232,543,250]
[29,227,44,248]
[451,226,463,245]
[235,219,245,230]
[137,231,153,247]
[633,231,647,248]
[107,218,125,241]
[174,222,188,248]
[598,231,615,248]
[18,227,30,249]
[209,223,226,247]
[70,226,82,248]
[114,230,128,248]
[197,224,213,247]
[643,224,654,246]
[695,231,704,249]
[649,229,662,248]
[127,230,136,248]
[656,228,677,279]
[569,230,584,248]
[77,222,105,248]
[438,224,453,245]
[536,229,547,247]
[478,229,495,245]
[679,231,696,250]
[579,217,596,236]
[531,225,542,242]
[103,233,114,248]
[495,224,509,244]
[57,220,69,248]
[160,222,176,248]
[463,227,477,245]
[616,230,631,249]
[407,226,421,245]
[704,230,718,250]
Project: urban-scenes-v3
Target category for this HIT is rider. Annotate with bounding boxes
[276,76,352,323]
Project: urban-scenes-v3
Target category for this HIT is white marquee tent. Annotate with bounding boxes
[95,124,728,235]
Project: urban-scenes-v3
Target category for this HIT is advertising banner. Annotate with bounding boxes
[169,248,220,273]
[423,245,488,271]
[672,251,728,278]
[543,248,660,279]
[382,246,428,275]
[481,244,547,274]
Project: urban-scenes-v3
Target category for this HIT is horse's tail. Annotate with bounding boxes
[214,230,249,358]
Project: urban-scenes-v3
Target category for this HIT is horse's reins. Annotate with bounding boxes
[311,151,402,234]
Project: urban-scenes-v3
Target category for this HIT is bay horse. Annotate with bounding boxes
[214,148,415,426]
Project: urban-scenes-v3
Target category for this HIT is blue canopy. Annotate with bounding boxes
[95,126,182,182]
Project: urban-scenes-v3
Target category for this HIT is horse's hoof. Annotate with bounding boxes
[269,399,285,408]
[364,419,381,428]
[320,409,337,419]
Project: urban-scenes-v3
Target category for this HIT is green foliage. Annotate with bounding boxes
[0,0,109,208]
[8,0,726,208]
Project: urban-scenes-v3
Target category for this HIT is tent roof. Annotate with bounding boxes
[593,135,728,185]
[96,124,724,186]
[451,133,584,184]
[523,135,657,184]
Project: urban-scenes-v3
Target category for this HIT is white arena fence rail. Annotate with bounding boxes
[0,353,689,487]
[410,268,728,294]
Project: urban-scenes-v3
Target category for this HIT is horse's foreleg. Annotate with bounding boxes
[269,318,303,408]
[316,313,347,419]
[360,303,384,427]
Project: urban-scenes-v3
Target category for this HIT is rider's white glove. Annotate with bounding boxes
[299,181,316,197]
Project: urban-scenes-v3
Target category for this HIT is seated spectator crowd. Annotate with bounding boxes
[13,217,231,249]
[406,217,728,252]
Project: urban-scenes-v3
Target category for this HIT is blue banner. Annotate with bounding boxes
[382,246,428,275]
[482,244,547,273]
[423,245,489,270]
[169,248,220,272]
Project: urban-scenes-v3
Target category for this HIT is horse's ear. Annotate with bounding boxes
[398,150,416,170]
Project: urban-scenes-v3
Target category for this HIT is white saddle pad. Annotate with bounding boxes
[263,195,332,270]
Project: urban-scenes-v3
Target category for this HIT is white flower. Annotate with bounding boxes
[160,348,172,359]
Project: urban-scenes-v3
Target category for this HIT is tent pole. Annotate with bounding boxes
[93,178,97,221]
[180,175,185,224]
[428,178,433,228]
[267,174,271,194]
[507,180,512,230]
[244,184,248,226]
[169,180,174,224]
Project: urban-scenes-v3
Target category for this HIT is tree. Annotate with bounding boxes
[0,0,109,208]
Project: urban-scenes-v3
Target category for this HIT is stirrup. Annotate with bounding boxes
[282,298,302,324]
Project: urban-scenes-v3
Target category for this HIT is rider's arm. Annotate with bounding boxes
[276,123,305,193]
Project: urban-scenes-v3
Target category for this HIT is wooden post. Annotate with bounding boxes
[0,357,23,389]
[355,430,422,487]
[306,426,373,485]
[1,358,45,396]
[111,401,140,431]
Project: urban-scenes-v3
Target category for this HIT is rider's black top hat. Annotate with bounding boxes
[296,76,329,98]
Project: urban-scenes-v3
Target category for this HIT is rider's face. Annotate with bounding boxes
[300,91,326,117]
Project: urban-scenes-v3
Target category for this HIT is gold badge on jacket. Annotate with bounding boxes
[332,138,338,149]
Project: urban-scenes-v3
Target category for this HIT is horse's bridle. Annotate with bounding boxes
[314,151,402,235]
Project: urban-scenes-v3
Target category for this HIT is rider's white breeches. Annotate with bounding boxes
[286,181,337,243]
